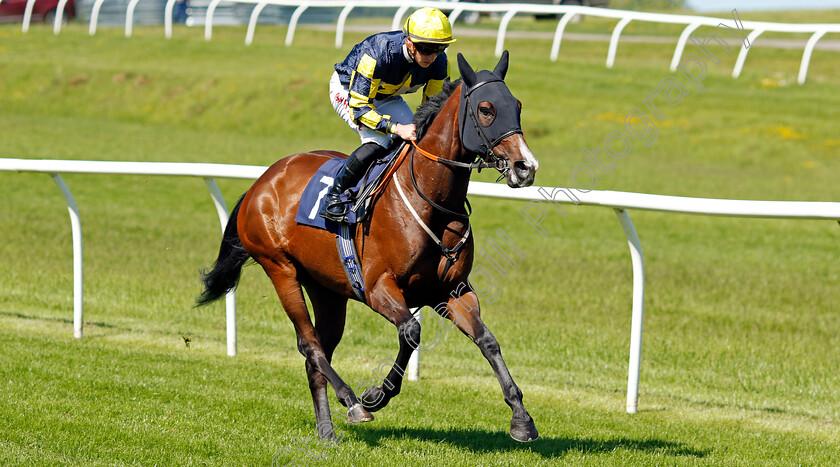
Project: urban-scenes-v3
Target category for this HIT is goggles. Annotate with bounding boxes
[413,41,449,56]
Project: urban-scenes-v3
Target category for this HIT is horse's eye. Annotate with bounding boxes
[477,102,495,126]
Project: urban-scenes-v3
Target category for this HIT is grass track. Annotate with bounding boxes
[0,19,838,465]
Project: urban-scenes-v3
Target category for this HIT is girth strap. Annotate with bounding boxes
[335,223,366,303]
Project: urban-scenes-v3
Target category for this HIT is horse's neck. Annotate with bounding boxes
[400,91,471,213]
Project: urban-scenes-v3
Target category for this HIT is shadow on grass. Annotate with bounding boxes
[344,425,708,459]
[0,310,216,342]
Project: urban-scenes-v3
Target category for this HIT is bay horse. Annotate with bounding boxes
[196,52,540,442]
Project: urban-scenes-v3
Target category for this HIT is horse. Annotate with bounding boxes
[196,51,540,442]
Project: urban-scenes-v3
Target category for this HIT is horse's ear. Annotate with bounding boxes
[493,50,509,80]
[457,53,477,89]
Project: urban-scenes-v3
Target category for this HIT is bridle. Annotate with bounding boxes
[461,77,523,177]
[403,80,517,180]
[406,76,524,217]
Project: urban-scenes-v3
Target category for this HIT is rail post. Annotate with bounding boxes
[614,208,645,414]
[204,178,237,356]
[51,174,84,339]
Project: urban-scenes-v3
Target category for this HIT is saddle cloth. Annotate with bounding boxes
[294,150,397,231]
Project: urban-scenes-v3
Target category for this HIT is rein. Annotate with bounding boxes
[368,143,411,201]
[411,137,506,184]
[409,142,472,220]
[410,141,497,171]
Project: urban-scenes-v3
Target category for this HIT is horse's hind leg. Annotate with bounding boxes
[304,281,348,440]
[258,258,373,426]
[441,289,539,442]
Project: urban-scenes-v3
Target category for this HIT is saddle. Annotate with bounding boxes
[293,143,409,303]
[294,143,407,232]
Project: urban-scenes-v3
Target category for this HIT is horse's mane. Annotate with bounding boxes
[413,79,462,140]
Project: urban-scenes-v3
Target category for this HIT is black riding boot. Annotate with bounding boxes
[319,142,385,222]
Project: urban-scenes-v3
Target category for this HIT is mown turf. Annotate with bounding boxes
[0,18,838,466]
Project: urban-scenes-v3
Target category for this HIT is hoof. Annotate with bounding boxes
[361,385,389,412]
[347,403,374,424]
[316,423,337,441]
[510,417,539,443]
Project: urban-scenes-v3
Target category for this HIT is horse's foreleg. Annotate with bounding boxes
[442,290,539,442]
[362,274,419,412]
[306,285,348,440]
[260,259,372,426]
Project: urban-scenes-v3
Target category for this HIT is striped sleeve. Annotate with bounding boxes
[348,53,394,134]
[422,58,450,103]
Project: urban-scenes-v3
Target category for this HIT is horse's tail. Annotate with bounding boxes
[196,194,250,307]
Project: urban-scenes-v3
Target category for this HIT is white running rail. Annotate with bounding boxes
[188,0,838,85]
[0,159,263,357]
[11,1,840,84]
[193,0,840,84]
[2,157,839,412]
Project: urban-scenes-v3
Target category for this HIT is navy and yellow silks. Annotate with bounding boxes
[334,31,449,134]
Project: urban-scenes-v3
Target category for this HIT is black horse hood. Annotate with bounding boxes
[457,51,523,157]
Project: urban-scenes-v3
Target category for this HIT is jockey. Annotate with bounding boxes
[320,7,456,222]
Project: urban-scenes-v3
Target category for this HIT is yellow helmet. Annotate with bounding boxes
[403,7,456,45]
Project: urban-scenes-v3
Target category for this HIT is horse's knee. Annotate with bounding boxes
[296,335,308,356]
[398,319,421,349]
[297,336,327,367]
[475,332,501,357]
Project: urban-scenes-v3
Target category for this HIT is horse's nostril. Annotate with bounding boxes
[513,160,531,175]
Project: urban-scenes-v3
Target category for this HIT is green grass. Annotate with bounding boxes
[0,21,839,465]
